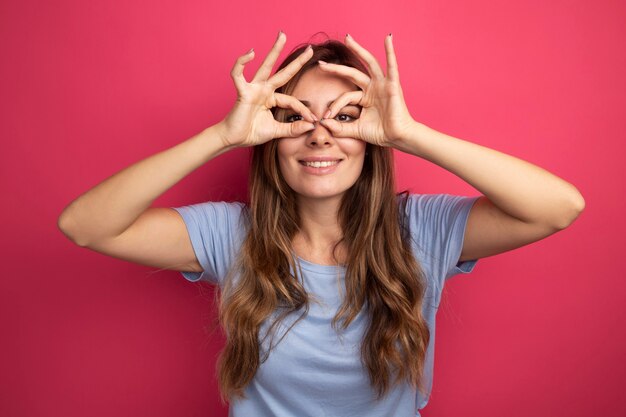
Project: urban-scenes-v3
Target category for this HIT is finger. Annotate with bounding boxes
[344,34,385,79]
[268,45,314,88]
[274,120,316,138]
[319,118,361,139]
[230,49,255,91]
[273,93,318,122]
[252,31,287,82]
[316,62,370,90]
[324,90,363,120]
[384,34,399,82]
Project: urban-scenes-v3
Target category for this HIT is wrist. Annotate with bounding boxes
[392,120,431,156]
[207,121,239,153]
[193,123,238,160]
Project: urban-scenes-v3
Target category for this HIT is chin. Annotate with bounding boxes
[293,189,348,201]
[285,172,363,200]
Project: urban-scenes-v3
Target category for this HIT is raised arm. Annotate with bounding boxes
[57,31,318,271]
[57,125,233,248]
[316,34,584,261]
[393,122,584,261]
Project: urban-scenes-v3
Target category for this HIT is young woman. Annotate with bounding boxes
[58,31,585,416]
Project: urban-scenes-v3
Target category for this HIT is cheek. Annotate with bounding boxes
[337,138,367,159]
[277,139,296,156]
[276,140,295,177]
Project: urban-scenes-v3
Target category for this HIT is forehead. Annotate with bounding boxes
[290,67,359,98]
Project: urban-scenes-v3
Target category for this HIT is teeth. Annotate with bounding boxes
[303,160,339,168]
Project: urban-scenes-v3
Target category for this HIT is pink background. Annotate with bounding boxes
[2,0,624,416]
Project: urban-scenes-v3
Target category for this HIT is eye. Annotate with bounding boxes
[336,113,357,122]
[285,114,303,123]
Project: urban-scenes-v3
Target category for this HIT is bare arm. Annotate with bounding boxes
[396,121,585,261]
[315,34,585,262]
[57,32,317,274]
[57,124,233,247]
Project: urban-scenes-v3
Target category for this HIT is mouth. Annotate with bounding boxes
[297,159,343,175]
[298,159,342,168]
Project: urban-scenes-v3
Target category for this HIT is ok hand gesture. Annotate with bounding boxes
[317,34,417,148]
[218,31,318,149]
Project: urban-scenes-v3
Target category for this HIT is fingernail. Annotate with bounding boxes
[247,48,254,54]
[388,33,392,38]
[323,110,331,119]
[318,60,328,65]
[305,45,312,52]
[311,114,318,122]
[345,33,351,39]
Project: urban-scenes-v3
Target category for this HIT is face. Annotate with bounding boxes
[276,67,366,204]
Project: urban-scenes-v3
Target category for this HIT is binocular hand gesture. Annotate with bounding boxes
[218,32,319,149]
[317,34,416,148]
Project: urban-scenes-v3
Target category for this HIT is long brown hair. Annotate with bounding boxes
[216,34,430,404]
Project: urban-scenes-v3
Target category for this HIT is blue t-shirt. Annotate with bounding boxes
[171,194,479,417]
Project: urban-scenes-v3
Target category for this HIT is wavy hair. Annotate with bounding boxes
[216,33,430,404]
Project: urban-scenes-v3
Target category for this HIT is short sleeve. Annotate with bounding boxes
[170,201,248,285]
[404,194,480,285]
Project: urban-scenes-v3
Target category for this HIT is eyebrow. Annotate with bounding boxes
[299,100,360,109]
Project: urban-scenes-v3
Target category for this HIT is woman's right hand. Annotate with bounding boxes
[217,31,319,149]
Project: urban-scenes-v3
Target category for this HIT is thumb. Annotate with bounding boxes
[274,120,316,138]
[319,119,360,139]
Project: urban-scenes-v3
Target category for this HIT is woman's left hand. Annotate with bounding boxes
[317,34,416,148]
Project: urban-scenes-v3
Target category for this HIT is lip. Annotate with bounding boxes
[298,156,344,162]
[298,159,342,175]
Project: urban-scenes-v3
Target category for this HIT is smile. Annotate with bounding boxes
[299,160,341,168]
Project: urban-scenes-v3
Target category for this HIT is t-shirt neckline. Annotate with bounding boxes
[294,255,347,274]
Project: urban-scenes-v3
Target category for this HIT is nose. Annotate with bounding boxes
[306,121,335,147]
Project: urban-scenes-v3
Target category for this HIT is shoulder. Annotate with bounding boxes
[185,200,247,213]
[399,192,467,209]
[170,200,250,284]
[398,192,480,288]
[171,199,250,255]
[210,200,249,223]
[397,192,479,253]
[174,200,249,226]
[399,193,478,215]
[399,193,466,223]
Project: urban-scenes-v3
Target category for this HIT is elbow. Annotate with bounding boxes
[57,211,89,247]
[553,188,586,230]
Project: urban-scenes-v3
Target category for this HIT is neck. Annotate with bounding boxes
[293,195,344,261]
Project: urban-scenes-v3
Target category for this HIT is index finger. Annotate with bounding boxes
[252,31,288,82]
[268,45,314,88]
[344,34,385,79]
[316,62,370,90]
[384,34,399,82]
